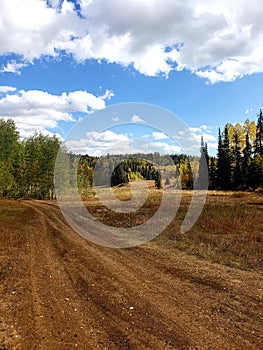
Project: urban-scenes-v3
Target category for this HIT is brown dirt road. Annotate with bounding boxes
[0,199,262,349]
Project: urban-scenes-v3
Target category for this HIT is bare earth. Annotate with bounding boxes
[0,199,262,349]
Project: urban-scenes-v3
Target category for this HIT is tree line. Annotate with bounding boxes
[0,108,263,199]
[204,110,263,190]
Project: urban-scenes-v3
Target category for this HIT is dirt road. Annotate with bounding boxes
[0,200,262,349]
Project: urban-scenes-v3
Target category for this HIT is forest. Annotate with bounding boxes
[0,108,263,199]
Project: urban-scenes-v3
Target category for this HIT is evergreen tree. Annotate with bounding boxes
[216,128,224,189]
[222,124,232,189]
[196,136,209,190]
[111,163,129,186]
[232,130,242,189]
[154,169,162,189]
[208,157,216,190]
[255,109,263,156]
[165,177,170,186]
[242,132,253,189]
[216,126,232,190]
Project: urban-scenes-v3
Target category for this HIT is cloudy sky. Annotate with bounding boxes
[1,0,263,155]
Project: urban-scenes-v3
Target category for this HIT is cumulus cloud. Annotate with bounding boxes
[175,125,217,153]
[66,130,138,155]
[131,114,145,123]
[66,129,183,156]
[0,61,28,75]
[0,86,17,93]
[152,131,168,140]
[188,125,217,143]
[0,88,113,138]
[1,0,263,83]
[189,125,212,134]
[144,142,181,154]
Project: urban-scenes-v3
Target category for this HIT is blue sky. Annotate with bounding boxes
[1,0,263,156]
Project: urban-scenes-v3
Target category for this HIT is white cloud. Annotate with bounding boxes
[175,126,217,152]
[245,108,253,114]
[131,114,145,123]
[65,130,182,156]
[0,86,17,93]
[112,116,120,122]
[1,0,263,82]
[189,125,211,133]
[0,88,113,138]
[101,89,115,100]
[0,61,28,75]
[86,130,128,143]
[152,131,168,140]
[65,130,142,155]
[189,127,201,133]
[207,142,218,150]
[200,124,212,132]
[144,142,181,154]
[201,133,216,142]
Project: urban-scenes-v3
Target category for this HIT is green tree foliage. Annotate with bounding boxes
[216,125,232,190]
[2,110,263,198]
[255,109,263,156]
[242,132,253,189]
[0,119,20,197]
[196,136,209,190]
[214,111,263,191]
[24,133,60,199]
[222,125,232,190]
[0,120,60,199]
[154,170,162,189]
[232,130,242,189]
[208,157,217,190]
[165,177,170,186]
[109,159,162,188]
[216,128,224,189]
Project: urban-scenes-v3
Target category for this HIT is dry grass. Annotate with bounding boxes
[158,191,263,270]
[83,187,263,270]
[1,190,261,271]
[83,181,163,227]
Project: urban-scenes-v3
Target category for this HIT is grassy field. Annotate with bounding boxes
[84,187,263,270]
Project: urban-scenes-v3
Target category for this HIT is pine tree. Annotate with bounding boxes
[209,157,217,190]
[216,128,224,189]
[242,132,253,189]
[154,169,162,189]
[254,109,263,187]
[165,177,170,186]
[196,136,209,190]
[216,125,232,190]
[111,163,128,186]
[255,109,263,156]
[222,125,232,189]
[232,130,242,189]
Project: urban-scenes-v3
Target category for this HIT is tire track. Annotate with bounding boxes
[21,200,263,350]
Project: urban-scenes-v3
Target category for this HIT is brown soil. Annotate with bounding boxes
[0,199,262,349]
